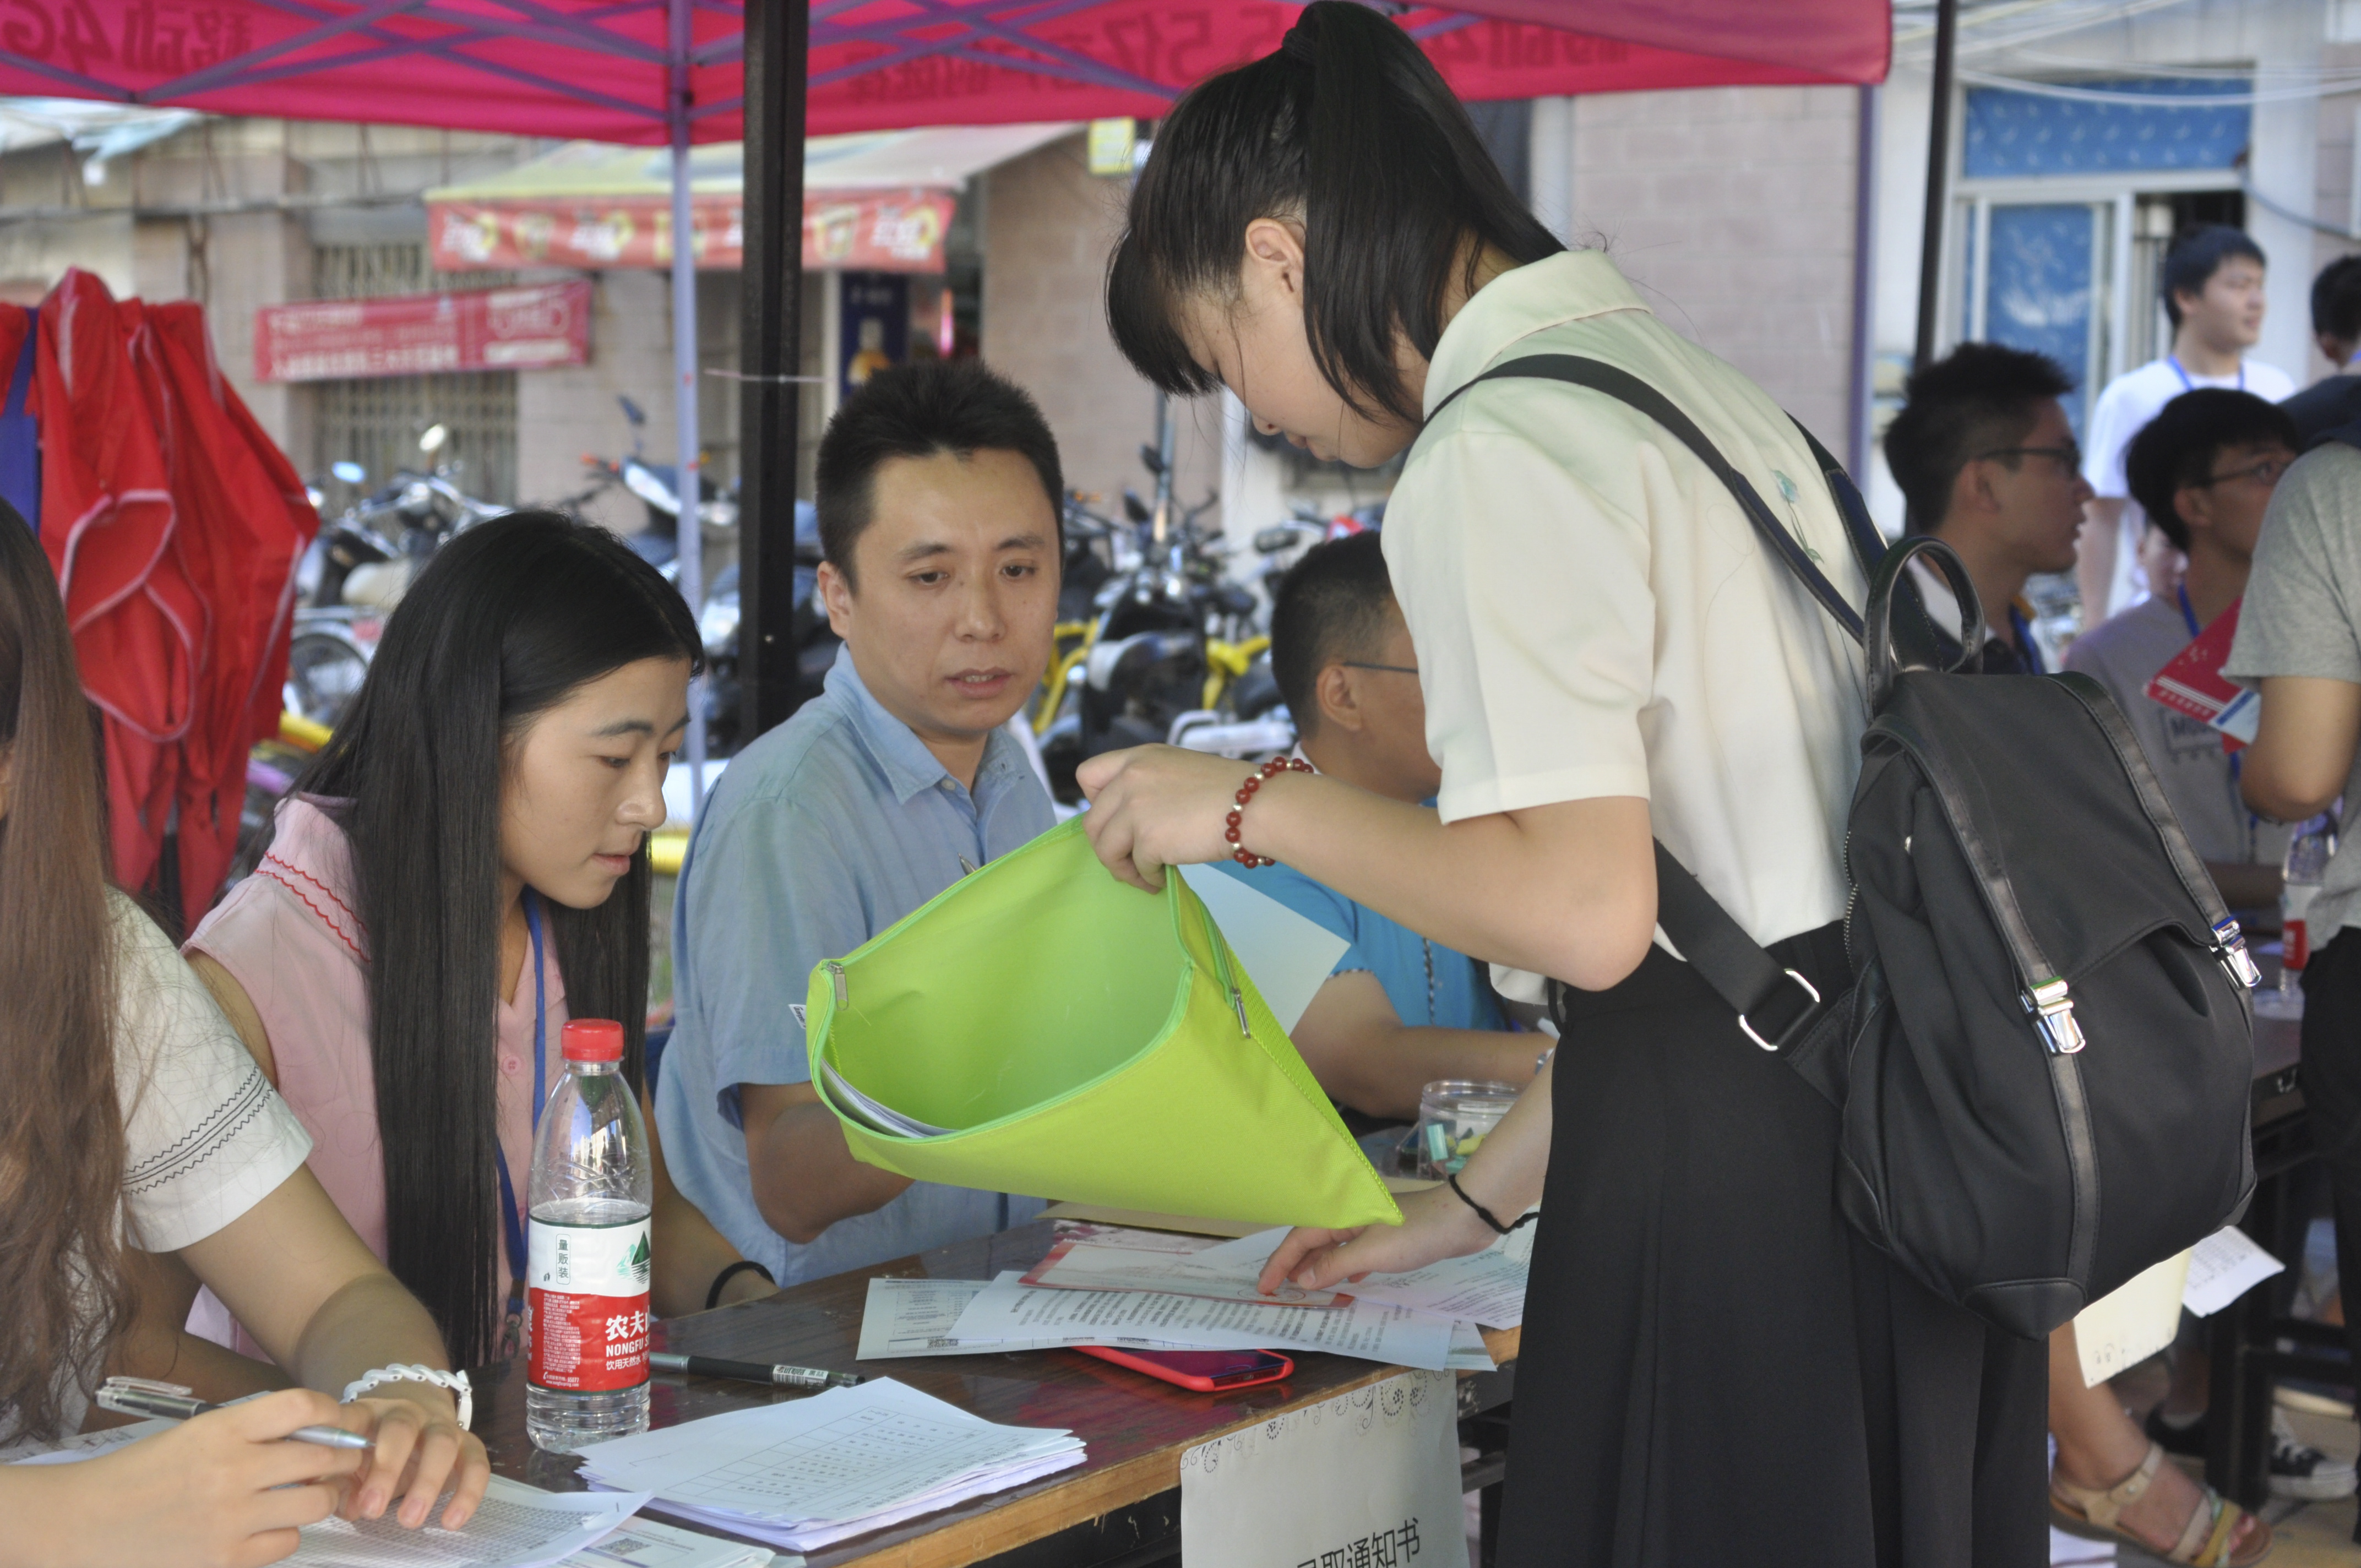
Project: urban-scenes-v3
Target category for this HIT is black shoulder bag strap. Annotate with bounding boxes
[1423,354,1884,1070]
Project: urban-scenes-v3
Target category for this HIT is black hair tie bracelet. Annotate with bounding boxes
[705,1259,777,1311]
[1448,1172,1537,1235]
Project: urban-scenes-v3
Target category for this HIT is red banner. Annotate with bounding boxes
[253,281,593,383]
[427,190,954,275]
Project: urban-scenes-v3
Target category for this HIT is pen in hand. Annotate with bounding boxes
[95,1378,373,1450]
[649,1352,863,1390]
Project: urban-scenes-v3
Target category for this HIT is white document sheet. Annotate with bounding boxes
[1176,863,1351,1031]
[1197,1224,1533,1330]
[1021,1235,1347,1309]
[950,1272,1460,1371]
[575,1379,1083,1554]
[857,1275,1216,1360]
[555,1516,781,1568]
[284,1476,651,1568]
[2180,1225,2287,1319]
[1446,1321,1497,1373]
[2075,1249,2195,1389]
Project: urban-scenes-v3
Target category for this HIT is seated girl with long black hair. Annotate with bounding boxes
[179,511,764,1381]
[0,506,487,1562]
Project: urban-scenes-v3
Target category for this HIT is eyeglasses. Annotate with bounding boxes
[1974,443,2083,474]
[1340,661,1420,677]
[2191,456,2292,489]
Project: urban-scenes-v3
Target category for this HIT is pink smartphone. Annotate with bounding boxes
[1073,1345,1295,1391]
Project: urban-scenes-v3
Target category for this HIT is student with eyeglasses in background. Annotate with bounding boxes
[1880,342,2092,675]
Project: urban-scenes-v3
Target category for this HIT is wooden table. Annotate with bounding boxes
[477,1220,1521,1567]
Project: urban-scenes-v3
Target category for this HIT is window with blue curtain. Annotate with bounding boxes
[1981,204,2101,434]
[1963,79,2250,178]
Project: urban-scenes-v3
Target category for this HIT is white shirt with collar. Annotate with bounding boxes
[1383,250,1869,1004]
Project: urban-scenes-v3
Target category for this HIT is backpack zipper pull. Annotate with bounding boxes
[2022,977,2085,1054]
[2210,918,2262,989]
[825,961,848,1008]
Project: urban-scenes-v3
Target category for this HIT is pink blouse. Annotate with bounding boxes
[183,795,567,1359]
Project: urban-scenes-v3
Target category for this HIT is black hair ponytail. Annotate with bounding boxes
[1107,0,1562,426]
[296,511,700,1366]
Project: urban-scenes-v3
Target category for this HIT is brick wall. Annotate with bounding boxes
[982,134,1223,523]
[1535,85,1863,442]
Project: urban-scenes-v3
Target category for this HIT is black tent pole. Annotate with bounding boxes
[739,0,810,742]
[1913,0,1959,373]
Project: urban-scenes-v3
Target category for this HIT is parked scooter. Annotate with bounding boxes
[284,424,507,728]
[575,395,740,595]
[685,500,834,757]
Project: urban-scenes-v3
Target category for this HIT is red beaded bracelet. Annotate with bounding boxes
[1223,756,1313,867]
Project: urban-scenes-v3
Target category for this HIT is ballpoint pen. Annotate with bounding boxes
[95,1378,374,1450]
[648,1352,863,1390]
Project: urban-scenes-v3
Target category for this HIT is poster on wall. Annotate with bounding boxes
[840,273,910,402]
[254,281,592,383]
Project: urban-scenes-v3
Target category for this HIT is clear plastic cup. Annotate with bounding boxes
[1413,1080,1520,1180]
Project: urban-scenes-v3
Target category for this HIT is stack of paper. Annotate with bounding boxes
[576,1379,1084,1553]
[857,1223,1526,1375]
[819,1060,953,1139]
[555,1515,778,1568]
[9,1431,655,1568]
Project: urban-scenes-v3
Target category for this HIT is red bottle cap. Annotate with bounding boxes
[562,1019,625,1063]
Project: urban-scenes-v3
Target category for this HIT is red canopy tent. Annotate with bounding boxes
[0,1,1886,140]
[1,0,1890,767]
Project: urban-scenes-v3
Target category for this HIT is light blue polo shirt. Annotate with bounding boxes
[1208,857,1504,1033]
[656,645,1052,1287]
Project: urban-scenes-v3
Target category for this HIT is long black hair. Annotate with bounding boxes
[297,511,700,1366]
[1106,0,1563,427]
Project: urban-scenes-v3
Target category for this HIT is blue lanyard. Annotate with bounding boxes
[2006,605,2044,674]
[2168,357,2242,393]
[493,892,547,1287]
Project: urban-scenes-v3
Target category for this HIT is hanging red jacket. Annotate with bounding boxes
[36,270,195,898]
[32,271,317,928]
[125,300,318,922]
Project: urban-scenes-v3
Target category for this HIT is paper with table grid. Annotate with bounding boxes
[575,1379,1084,1552]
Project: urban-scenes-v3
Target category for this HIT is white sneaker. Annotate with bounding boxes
[2268,1408,2359,1500]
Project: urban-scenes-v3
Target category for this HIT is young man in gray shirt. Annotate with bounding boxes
[2229,422,2361,1496]
[2065,389,2300,919]
[656,359,1063,1292]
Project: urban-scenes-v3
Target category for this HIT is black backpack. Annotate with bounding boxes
[1437,356,2259,1339]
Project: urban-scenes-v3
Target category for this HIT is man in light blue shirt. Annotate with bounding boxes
[658,359,1062,1290]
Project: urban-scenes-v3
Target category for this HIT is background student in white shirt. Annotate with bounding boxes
[2079,226,2294,622]
[1085,6,2042,1562]
[0,508,488,1564]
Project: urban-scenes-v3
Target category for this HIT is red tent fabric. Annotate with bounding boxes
[10,273,315,927]
[0,0,1887,143]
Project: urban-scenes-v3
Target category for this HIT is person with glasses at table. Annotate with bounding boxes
[2069,390,2300,920]
[1881,342,2091,674]
[2080,226,2295,623]
[1210,533,1535,1126]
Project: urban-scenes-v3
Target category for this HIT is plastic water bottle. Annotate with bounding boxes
[2281,816,2336,998]
[525,1019,652,1452]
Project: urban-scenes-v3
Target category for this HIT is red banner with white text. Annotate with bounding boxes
[427,190,954,274]
[253,281,593,383]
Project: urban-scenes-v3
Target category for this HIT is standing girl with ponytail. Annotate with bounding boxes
[1082,7,2046,1563]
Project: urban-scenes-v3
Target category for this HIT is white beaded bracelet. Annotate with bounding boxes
[342,1364,474,1431]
